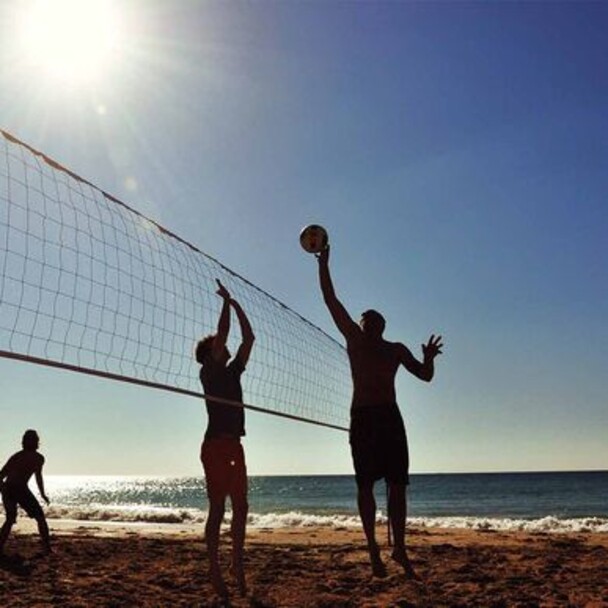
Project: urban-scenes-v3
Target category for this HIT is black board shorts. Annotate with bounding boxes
[349,403,409,485]
[1,482,45,520]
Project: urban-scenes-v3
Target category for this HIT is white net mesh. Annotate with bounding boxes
[0,130,350,431]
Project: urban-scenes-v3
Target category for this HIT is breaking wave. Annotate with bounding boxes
[43,505,608,533]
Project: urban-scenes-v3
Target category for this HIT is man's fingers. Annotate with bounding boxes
[423,334,444,358]
[215,278,231,298]
[430,335,443,350]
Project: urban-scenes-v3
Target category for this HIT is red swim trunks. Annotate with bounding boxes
[200,438,247,500]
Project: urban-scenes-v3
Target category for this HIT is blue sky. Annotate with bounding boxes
[0,1,606,475]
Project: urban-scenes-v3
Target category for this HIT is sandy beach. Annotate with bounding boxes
[1,521,607,607]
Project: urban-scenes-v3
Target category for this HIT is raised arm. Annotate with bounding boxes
[317,246,359,339]
[211,279,231,361]
[231,298,255,367]
[396,334,443,382]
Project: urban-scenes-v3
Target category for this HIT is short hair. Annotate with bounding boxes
[22,429,39,450]
[195,335,216,365]
[361,309,386,333]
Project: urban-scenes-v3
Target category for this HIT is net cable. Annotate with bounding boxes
[0,129,350,431]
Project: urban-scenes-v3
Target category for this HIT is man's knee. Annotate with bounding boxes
[34,513,47,526]
[387,481,406,504]
[231,496,248,516]
[208,496,227,515]
[356,480,375,495]
[356,482,376,508]
[3,513,17,526]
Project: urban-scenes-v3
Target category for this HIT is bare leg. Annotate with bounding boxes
[388,483,417,578]
[229,496,248,596]
[205,498,228,598]
[357,481,386,577]
[36,515,52,553]
[0,518,15,554]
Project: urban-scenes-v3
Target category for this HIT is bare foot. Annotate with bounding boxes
[369,549,387,578]
[229,561,247,596]
[209,564,229,598]
[391,549,419,579]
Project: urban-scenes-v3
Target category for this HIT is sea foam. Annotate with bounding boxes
[410,515,608,534]
[42,504,608,533]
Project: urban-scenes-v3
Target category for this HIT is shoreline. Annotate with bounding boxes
[3,522,608,607]
[14,513,608,537]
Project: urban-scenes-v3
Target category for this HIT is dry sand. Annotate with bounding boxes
[1,520,607,607]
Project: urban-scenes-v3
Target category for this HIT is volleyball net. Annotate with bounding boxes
[0,129,350,431]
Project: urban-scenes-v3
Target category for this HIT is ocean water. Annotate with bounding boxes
[41,471,608,534]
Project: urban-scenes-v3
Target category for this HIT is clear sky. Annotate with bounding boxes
[0,0,606,476]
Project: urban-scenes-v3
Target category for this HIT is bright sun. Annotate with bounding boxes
[18,0,123,83]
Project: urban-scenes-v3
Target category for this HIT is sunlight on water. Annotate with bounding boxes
[39,472,608,532]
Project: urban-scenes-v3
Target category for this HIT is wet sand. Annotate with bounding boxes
[1,521,607,607]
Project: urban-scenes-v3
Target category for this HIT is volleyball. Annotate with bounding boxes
[299,224,328,254]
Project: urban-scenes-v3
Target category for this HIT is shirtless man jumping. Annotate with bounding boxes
[0,429,51,555]
[317,245,442,577]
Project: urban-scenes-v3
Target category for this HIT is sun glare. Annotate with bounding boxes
[18,0,123,83]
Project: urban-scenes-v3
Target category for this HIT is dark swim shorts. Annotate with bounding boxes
[1,482,45,520]
[349,403,409,485]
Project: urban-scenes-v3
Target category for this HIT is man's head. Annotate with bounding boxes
[195,335,230,366]
[359,309,386,338]
[22,429,40,451]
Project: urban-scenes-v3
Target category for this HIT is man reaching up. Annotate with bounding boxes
[317,245,442,577]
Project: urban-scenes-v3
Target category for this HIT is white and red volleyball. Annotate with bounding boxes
[299,224,329,254]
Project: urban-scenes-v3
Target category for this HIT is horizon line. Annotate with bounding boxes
[45,468,608,478]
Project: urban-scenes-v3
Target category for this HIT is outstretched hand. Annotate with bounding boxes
[422,334,443,360]
[215,279,230,300]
